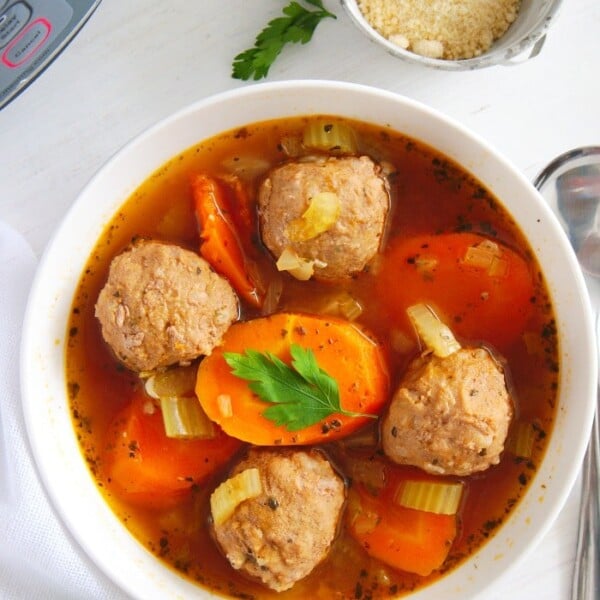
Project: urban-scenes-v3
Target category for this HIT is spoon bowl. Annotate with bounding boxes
[535,147,600,278]
[534,146,600,600]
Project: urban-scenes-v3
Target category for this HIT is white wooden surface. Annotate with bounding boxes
[1,1,598,598]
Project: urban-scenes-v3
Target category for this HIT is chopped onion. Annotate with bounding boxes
[261,276,283,315]
[414,255,438,274]
[338,294,363,321]
[488,255,509,277]
[406,303,461,358]
[286,192,341,242]
[302,120,358,154]
[463,239,509,277]
[155,202,191,239]
[395,480,463,515]
[390,329,416,354]
[160,396,215,439]
[221,155,271,180]
[319,290,363,321]
[217,393,233,418]
[210,468,263,526]
[276,247,326,281]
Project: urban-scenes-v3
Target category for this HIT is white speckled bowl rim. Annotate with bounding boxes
[340,0,565,70]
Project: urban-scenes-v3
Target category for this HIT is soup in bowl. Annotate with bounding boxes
[21,81,596,599]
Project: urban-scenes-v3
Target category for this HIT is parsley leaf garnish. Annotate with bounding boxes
[223,343,376,431]
[232,1,336,81]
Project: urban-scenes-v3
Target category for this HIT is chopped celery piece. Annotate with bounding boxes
[287,192,341,242]
[406,303,461,358]
[210,468,263,526]
[395,480,463,515]
[507,421,536,458]
[302,120,358,154]
[144,364,197,399]
[160,396,215,440]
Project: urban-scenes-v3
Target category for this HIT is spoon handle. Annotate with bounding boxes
[570,387,599,600]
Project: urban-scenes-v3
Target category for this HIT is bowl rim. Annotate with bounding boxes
[19,79,597,600]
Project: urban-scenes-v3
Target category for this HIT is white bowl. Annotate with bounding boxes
[20,80,597,599]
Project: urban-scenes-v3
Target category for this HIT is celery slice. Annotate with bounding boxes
[160,396,215,439]
[406,303,461,358]
[210,468,263,526]
[144,364,197,399]
[507,421,536,458]
[395,480,463,515]
[302,120,358,154]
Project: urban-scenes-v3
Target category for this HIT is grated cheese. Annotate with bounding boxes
[358,0,521,60]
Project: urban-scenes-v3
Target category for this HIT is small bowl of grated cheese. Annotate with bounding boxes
[341,0,564,69]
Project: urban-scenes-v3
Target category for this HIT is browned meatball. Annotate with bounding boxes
[381,347,513,476]
[211,448,346,592]
[95,240,238,372]
[258,156,389,279]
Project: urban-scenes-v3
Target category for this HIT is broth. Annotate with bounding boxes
[66,115,559,599]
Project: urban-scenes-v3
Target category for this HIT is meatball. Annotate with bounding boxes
[381,347,513,476]
[95,240,238,372]
[211,448,346,591]
[258,155,389,279]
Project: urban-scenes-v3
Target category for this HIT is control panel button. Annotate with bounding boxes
[0,2,32,49]
[3,18,50,67]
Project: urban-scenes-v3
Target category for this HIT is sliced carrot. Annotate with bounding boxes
[102,391,242,508]
[375,232,535,351]
[192,173,264,307]
[347,467,457,576]
[195,312,390,445]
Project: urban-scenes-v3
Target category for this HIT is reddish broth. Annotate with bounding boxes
[66,116,559,599]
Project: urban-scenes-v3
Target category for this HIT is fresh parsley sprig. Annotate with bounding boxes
[232,1,336,81]
[223,343,375,431]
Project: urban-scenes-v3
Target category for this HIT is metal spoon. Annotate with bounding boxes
[534,147,600,600]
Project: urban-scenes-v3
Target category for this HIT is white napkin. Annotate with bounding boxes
[0,221,129,600]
